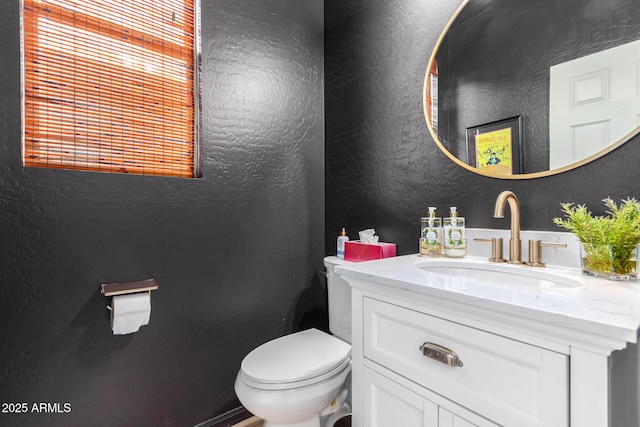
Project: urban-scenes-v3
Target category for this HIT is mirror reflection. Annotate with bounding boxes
[425,0,640,178]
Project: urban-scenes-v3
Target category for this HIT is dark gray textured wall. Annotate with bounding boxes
[0,0,324,426]
[325,0,640,255]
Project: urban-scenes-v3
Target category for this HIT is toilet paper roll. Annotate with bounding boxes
[111,292,151,335]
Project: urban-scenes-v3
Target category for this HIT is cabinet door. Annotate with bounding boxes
[363,367,438,427]
[439,408,478,427]
[363,367,492,427]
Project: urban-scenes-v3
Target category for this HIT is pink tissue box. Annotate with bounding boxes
[344,241,397,262]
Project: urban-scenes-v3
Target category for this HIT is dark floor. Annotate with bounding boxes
[202,407,253,427]
[206,408,351,427]
[334,415,352,426]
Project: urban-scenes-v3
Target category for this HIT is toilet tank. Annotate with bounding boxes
[324,256,352,343]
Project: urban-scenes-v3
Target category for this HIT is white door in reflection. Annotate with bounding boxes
[549,38,640,169]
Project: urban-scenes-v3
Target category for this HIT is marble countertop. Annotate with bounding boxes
[336,253,640,346]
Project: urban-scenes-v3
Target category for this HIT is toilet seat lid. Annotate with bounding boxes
[241,328,351,385]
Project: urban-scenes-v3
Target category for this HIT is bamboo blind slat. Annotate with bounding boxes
[23,0,196,177]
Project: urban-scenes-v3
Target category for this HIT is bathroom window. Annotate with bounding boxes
[21,0,201,178]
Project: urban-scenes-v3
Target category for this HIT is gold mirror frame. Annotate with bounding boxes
[423,0,640,180]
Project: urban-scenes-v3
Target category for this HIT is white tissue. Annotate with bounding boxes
[359,228,379,244]
[111,292,151,335]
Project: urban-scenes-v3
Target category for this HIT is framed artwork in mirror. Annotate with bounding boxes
[466,116,523,175]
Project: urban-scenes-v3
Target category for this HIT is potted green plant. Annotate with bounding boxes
[553,197,640,281]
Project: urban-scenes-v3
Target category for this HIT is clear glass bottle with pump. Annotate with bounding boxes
[420,207,442,257]
[443,207,466,257]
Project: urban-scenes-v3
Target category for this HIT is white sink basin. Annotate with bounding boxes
[416,260,582,289]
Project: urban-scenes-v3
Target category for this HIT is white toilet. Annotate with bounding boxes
[234,257,352,427]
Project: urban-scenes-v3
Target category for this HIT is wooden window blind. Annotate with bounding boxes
[22,0,199,178]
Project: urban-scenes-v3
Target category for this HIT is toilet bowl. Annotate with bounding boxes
[235,328,351,427]
[234,257,352,427]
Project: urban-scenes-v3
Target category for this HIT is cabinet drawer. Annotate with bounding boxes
[363,297,568,427]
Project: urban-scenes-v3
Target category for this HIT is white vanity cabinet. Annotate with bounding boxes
[337,254,640,427]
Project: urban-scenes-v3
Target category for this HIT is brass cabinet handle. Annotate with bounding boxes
[419,342,463,367]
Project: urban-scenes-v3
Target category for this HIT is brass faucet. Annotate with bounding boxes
[493,191,523,264]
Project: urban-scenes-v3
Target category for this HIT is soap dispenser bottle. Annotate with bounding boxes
[420,207,442,257]
[443,207,466,257]
[337,228,349,259]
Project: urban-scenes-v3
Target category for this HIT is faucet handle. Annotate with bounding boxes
[474,238,505,262]
[525,240,567,267]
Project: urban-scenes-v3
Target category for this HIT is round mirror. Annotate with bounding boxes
[424,0,640,179]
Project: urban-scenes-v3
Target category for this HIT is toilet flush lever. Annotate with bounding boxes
[419,342,463,367]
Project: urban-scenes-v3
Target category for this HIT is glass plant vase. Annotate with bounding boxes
[580,243,639,281]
